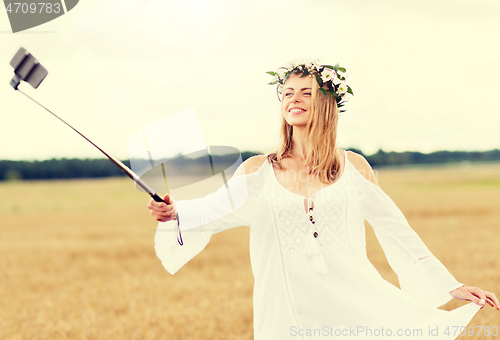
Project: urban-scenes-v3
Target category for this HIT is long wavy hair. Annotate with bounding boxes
[267,74,341,183]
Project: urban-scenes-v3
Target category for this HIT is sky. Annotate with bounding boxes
[1,0,499,161]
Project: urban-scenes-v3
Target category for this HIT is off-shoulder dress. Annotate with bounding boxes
[155,151,480,339]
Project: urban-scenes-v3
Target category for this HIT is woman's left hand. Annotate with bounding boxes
[450,285,500,310]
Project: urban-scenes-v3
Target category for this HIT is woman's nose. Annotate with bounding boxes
[290,93,300,102]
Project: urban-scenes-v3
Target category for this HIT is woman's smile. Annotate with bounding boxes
[288,106,306,115]
[281,73,313,126]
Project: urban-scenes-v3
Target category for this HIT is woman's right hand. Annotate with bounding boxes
[147,193,177,222]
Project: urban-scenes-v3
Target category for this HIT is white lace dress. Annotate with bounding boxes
[155,152,480,339]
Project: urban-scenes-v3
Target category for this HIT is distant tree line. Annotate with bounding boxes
[0,158,132,181]
[349,148,500,167]
[1,149,499,181]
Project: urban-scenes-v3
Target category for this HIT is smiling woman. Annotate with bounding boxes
[149,60,499,340]
[282,76,313,125]
[269,66,345,188]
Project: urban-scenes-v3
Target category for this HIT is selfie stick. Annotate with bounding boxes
[9,47,183,245]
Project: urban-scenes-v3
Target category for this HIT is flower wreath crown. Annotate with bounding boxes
[267,59,354,113]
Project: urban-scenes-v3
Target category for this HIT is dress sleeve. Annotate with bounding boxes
[154,170,258,275]
[360,177,463,308]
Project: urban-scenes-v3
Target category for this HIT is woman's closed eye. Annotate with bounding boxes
[285,91,310,97]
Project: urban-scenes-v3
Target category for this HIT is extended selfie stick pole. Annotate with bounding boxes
[9,48,163,202]
[14,89,161,200]
[9,47,183,245]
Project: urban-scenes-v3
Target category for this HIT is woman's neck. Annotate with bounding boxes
[290,126,308,163]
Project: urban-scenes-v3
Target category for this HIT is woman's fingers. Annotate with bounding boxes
[148,196,170,210]
[147,194,176,222]
[151,205,175,217]
[163,193,172,204]
[463,287,500,309]
[451,286,489,307]
[468,287,488,306]
[483,291,500,310]
[150,208,172,222]
[147,199,159,210]
[150,202,174,213]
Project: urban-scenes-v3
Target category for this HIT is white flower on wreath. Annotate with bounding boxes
[284,58,319,72]
[338,82,348,94]
[306,59,320,71]
[336,70,348,82]
[329,72,342,85]
[321,68,336,83]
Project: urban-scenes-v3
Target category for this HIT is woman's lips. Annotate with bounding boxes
[289,107,305,115]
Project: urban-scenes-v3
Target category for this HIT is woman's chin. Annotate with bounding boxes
[288,121,307,128]
[285,116,308,126]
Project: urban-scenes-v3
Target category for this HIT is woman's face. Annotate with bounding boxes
[281,73,312,128]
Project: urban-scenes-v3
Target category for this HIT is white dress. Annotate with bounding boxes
[155,151,481,339]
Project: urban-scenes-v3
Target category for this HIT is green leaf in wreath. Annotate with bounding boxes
[315,74,323,87]
[347,86,354,95]
[319,88,328,99]
[328,90,339,100]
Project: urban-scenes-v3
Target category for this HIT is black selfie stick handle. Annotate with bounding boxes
[151,193,165,203]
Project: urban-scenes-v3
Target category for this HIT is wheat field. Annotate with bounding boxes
[0,162,499,339]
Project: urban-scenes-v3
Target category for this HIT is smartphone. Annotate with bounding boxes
[10,47,48,89]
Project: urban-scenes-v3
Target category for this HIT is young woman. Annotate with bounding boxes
[149,60,498,339]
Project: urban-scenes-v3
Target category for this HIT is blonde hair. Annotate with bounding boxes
[267,74,341,183]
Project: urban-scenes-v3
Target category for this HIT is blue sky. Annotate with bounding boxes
[1,0,499,161]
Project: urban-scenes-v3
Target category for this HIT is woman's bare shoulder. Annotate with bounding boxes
[233,155,268,177]
[346,150,379,187]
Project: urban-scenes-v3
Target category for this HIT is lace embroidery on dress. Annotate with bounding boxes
[273,191,311,253]
[310,191,347,248]
[270,172,349,254]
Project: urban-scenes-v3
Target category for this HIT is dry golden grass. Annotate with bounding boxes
[0,162,499,339]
